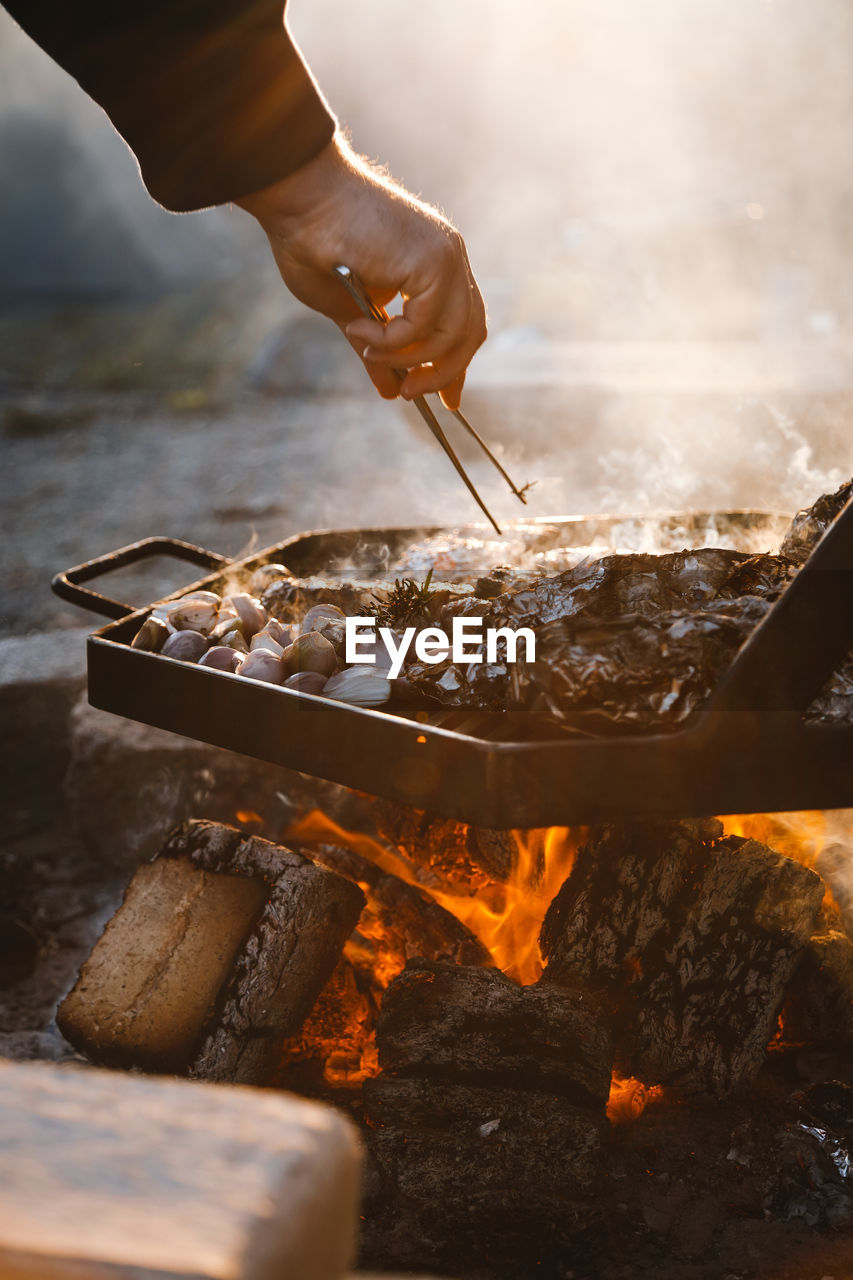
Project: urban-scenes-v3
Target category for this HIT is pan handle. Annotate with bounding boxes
[705,494,853,715]
[51,536,230,620]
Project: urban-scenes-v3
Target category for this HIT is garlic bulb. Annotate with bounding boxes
[322,668,391,707]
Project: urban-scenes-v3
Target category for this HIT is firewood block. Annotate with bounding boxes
[0,1059,360,1280]
[305,842,491,973]
[541,820,824,1096]
[361,960,611,1274]
[363,1075,607,1274]
[375,958,612,1103]
[365,1073,606,1199]
[57,820,365,1083]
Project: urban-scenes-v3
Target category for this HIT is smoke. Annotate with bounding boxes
[1,0,851,512]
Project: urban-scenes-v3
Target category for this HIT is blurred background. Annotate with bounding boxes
[1,0,852,636]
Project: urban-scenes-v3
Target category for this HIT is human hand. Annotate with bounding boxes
[237,134,486,410]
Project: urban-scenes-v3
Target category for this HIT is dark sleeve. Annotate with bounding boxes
[3,1,337,212]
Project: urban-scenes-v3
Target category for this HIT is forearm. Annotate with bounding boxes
[3,0,335,211]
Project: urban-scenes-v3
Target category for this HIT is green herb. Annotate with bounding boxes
[371,568,437,628]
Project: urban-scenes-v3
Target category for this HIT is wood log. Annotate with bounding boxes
[58,820,365,1084]
[362,1074,606,1276]
[301,841,491,981]
[541,820,824,1096]
[375,958,612,1105]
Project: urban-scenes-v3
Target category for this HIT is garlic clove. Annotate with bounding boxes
[167,598,219,634]
[282,630,338,677]
[283,671,329,695]
[199,645,241,672]
[223,592,267,639]
[322,668,391,707]
[161,630,208,663]
[237,649,284,685]
[301,603,346,634]
[250,628,285,656]
[130,616,170,652]
[210,617,249,652]
[210,615,244,642]
[264,616,292,646]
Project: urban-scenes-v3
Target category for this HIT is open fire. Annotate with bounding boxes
[45,481,853,1277]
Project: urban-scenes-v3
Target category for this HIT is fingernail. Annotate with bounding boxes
[362,345,375,362]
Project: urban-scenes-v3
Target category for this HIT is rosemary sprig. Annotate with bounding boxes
[371,568,437,628]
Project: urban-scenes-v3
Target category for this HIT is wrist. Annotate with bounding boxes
[236,132,354,231]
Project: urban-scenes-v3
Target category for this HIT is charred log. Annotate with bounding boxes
[299,841,491,980]
[375,958,612,1105]
[362,1076,607,1277]
[58,820,365,1084]
[541,821,824,1096]
[362,959,612,1277]
[372,797,518,887]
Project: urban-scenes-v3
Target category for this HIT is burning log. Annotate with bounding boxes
[58,820,365,1084]
[362,960,612,1275]
[372,797,518,888]
[300,840,492,975]
[540,820,824,1096]
[271,843,493,1096]
[273,955,377,1094]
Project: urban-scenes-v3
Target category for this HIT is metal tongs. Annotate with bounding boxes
[334,264,530,535]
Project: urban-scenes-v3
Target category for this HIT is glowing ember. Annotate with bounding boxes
[235,809,264,826]
[606,1074,663,1124]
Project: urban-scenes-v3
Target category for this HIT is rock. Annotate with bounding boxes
[64,696,375,869]
[0,1058,361,1280]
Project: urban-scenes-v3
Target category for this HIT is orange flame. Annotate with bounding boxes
[286,811,580,985]
[718,810,828,869]
[606,1073,663,1124]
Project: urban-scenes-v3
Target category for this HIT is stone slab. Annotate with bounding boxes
[0,1059,361,1280]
